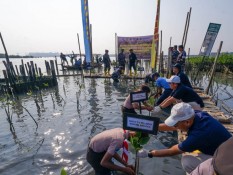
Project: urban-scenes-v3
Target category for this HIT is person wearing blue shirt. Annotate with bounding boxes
[153,73,173,106]
[153,75,203,114]
[111,66,123,83]
[103,50,111,75]
[173,63,192,88]
[172,45,179,65]
[75,58,82,67]
[144,72,159,85]
[128,49,137,76]
[177,45,186,71]
[138,103,231,174]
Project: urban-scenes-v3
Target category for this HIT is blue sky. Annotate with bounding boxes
[0,0,232,55]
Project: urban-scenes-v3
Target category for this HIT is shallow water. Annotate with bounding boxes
[1,58,233,175]
[0,74,184,175]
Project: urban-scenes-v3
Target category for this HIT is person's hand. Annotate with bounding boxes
[137,149,149,158]
[126,164,135,171]
[153,106,162,113]
[154,93,160,98]
[124,166,135,175]
[146,106,153,111]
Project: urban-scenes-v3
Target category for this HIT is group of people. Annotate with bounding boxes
[118,48,138,76]
[86,62,232,175]
[103,48,138,77]
[171,44,187,71]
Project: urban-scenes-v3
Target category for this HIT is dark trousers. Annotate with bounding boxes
[119,63,125,72]
[156,89,172,106]
[121,106,137,114]
[129,62,136,71]
[104,64,111,72]
[86,147,111,175]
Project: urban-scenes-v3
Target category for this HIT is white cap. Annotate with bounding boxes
[166,75,180,83]
[165,102,195,126]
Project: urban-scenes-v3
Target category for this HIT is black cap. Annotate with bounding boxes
[173,63,181,70]
[152,72,160,79]
[140,85,151,93]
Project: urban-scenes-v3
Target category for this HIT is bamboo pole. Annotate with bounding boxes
[35,63,39,75]
[50,60,57,85]
[55,57,59,75]
[15,65,19,76]
[183,7,192,48]
[182,12,189,46]
[0,32,10,64]
[30,61,36,81]
[205,41,223,94]
[77,33,84,78]
[90,24,93,65]
[159,30,163,74]
[115,33,118,65]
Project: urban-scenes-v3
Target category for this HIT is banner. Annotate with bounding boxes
[118,35,153,60]
[81,0,91,63]
[151,0,160,68]
[199,23,221,56]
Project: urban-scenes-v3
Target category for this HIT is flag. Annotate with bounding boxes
[81,0,91,63]
[122,140,129,163]
[151,0,160,69]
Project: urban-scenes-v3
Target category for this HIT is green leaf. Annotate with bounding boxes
[60,168,67,175]
[27,90,32,96]
[43,83,49,87]
[139,137,150,145]
[135,132,141,138]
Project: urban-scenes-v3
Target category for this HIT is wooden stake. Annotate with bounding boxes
[0,32,10,64]
[183,7,192,48]
[77,33,84,79]
[205,41,223,94]
[182,12,189,46]
[55,56,59,75]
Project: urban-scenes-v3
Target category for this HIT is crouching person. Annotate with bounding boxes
[86,128,136,175]
[111,66,123,83]
[138,103,231,174]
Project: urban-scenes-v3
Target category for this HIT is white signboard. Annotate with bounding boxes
[127,117,154,131]
[132,93,146,102]
[123,113,160,135]
[130,91,148,103]
[199,23,221,56]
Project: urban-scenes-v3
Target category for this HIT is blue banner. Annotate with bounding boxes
[81,0,91,63]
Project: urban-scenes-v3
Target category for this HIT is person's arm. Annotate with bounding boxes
[133,102,153,111]
[157,87,163,95]
[160,96,176,108]
[101,152,135,175]
[150,144,184,157]
[113,153,135,170]
[158,123,177,131]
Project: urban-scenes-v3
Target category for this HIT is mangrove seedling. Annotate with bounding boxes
[130,132,150,151]
[60,168,67,175]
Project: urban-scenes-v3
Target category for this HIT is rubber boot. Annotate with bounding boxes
[104,71,107,76]
[129,70,132,76]
[134,70,137,76]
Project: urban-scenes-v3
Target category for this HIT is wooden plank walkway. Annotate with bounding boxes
[84,73,145,79]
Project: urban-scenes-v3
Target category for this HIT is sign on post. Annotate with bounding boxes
[130,91,148,103]
[123,113,160,135]
[199,23,221,56]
